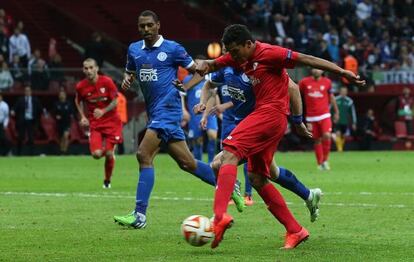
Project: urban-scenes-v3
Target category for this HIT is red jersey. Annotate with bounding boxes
[299,76,332,121]
[215,41,298,115]
[76,75,121,127]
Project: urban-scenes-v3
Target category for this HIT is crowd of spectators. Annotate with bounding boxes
[222,0,414,74]
[0,8,65,92]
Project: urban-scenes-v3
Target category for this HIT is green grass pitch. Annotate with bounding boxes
[1,152,413,261]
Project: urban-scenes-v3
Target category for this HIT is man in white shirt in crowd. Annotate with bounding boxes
[8,27,31,68]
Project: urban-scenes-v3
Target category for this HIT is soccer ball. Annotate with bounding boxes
[181,215,214,247]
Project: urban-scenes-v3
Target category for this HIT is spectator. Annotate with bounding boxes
[8,27,31,68]
[397,87,413,135]
[0,24,8,58]
[358,109,376,150]
[0,92,11,155]
[268,13,288,45]
[30,59,50,90]
[11,86,42,155]
[10,54,26,83]
[49,53,64,82]
[54,89,73,154]
[356,0,373,21]
[342,51,359,89]
[293,24,310,53]
[0,62,13,90]
[84,32,105,68]
[28,48,45,76]
[327,37,340,63]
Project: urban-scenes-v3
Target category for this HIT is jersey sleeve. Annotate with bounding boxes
[214,53,238,69]
[125,44,136,74]
[173,43,194,69]
[206,69,225,86]
[263,45,298,69]
[106,78,119,100]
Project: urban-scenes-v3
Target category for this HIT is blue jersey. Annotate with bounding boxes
[125,36,194,122]
[208,67,255,124]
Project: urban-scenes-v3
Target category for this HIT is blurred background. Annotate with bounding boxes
[0,0,413,156]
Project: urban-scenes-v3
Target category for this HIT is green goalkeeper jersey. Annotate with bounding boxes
[335,95,357,126]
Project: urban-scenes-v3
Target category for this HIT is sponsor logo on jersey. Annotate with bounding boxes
[228,86,246,102]
[308,91,324,98]
[195,89,201,99]
[100,87,105,93]
[157,52,167,61]
[253,62,258,70]
[139,68,158,82]
[221,85,230,96]
[241,73,250,83]
[115,136,120,140]
[226,135,232,140]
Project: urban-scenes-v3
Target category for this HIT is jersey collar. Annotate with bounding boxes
[142,35,164,49]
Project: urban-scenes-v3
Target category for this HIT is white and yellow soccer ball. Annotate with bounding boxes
[181,215,214,247]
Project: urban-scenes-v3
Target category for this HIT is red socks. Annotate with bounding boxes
[214,164,237,223]
[258,183,301,233]
[104,156,115,181]
[322,138,331,162]
[314,143,323,165]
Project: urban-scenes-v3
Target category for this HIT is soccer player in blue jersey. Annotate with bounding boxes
[202,67,254,205]
[182,56,218,163]
[194,67,322,222]
[113,10,244,229]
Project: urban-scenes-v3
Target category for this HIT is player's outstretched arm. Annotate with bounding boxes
[288,78,312,138]
[193,80,214,114]
[296,53,366,86]
[200,93,216,130]
[195,60,219,76]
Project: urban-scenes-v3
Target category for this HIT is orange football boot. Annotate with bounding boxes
[283,227,309,249]
[211,213,234,249]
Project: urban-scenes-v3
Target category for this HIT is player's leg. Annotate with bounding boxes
[211,149,239,248]
[114,129,160,228]
[268,160,322,222]
[206,129,217,164]
[206,115,218,163]
[243,163,254,205]
[192,136,203,161]
[103,140,117,189]
[335,127,344,152]
[310,121,324,169]
[249,170,309,249]
[168,139,216,186]
[89,129,103,159]
[61,130,70,153]
[321,118,333,170]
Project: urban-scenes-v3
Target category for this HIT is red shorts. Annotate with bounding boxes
[309,117,332,139]
[223,105,287,177]
[89,123,123,153]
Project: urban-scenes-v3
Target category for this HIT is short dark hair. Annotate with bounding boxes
[221,24,254,46]
[139,10,159,22]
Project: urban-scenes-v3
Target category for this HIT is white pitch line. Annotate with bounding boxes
[0,191,411,209]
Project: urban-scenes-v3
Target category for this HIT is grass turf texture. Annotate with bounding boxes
[0,152,413,261]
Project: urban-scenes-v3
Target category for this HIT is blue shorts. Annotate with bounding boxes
[221,122,236,141]
[188,115,218,139]
[147,119,186,144]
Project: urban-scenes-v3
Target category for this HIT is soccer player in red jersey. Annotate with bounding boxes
[75,58,123,189]
[196,24,365,249]
[299,69,339,170]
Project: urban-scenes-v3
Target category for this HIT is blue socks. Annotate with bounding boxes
[207,139,216,163]
[192,143,202,161]
[192,160,216,186]
[275,167,310,201]
[243,163,252,196]
[135,167,155,215]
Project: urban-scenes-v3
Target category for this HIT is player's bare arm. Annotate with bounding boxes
[74,93,89,127]
[93,98,118,119]
[195,60,219,76]
[209,101,234,116]
[288,78,312,138]
[122,71,136,90]
[193,80,215,114]
[296,53,366,86]
[200,94,217,130]
[330,94,340,123]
